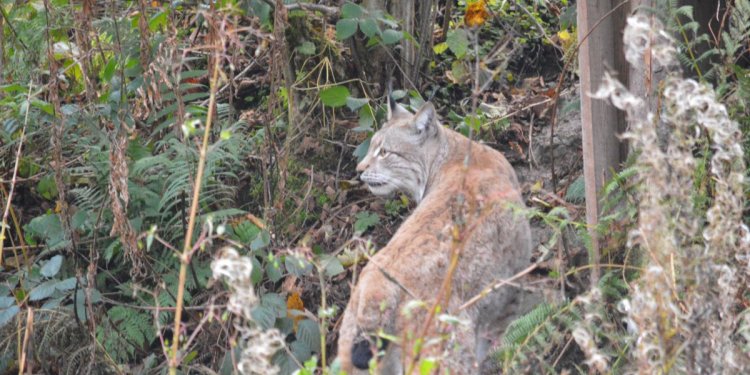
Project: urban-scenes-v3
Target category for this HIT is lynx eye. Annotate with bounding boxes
[378,148,389,158]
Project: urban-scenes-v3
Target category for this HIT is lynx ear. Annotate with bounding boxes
[411,102,437,139]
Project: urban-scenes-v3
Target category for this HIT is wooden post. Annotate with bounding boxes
[577,0,628,287]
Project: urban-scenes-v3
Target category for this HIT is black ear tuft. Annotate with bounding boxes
[351,340,373,369]
[387,94,394,121]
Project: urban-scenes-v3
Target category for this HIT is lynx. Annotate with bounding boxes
[336,101,533,374]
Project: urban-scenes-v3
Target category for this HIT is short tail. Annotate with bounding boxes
[351,334,390,369]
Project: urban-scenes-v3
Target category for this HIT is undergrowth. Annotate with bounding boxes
[1,0,749,374]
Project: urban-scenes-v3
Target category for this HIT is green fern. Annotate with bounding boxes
[502,302,556,346]
[564,175,585,204]
[497,299,579,373]
[97,306,155,363]
[496,271,631,373]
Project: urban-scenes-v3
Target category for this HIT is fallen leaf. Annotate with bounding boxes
[286,291,305,332]
[464,1,489,28]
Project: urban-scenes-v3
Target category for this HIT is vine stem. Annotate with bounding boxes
[168,33,222,375]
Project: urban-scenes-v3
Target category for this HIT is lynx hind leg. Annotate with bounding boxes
[338,287,375,374]
[336,299,359,372]
[337,271,401,373]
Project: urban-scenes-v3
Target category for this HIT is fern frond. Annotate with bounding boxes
[503,303,557,345]
[70,186,107,212]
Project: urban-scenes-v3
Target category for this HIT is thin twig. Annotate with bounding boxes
[459,262,537,310]
[168,18,223,375]
[0,84,32,267]
[551,335,575,368]
[18,308,33,375]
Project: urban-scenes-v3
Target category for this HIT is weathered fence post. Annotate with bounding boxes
[577,0,629,287]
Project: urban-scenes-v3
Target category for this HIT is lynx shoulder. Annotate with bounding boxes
[336,101,533,374]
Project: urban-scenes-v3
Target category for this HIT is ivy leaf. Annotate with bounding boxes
[54,277,77,291]
[277,317,295,336]
[250,230,270,251]
[285,255,313,277]
[25,214,68,251]
[234,220,261,244]
[41,255,64,278]
[391,89,407,100]
[249,0,272,25]
[341,2,363,19]
[276,340,310,374]
[0,305,20,329]
[71,209,93,232]
[354,137,371,162]
[335,19,358,40]
[262,293,288,318]
[354,211,380,234]
[354,104,375,132]
[266,261,283,283]
[359,18,380,37]
[382,29,403,45]
[320,255,345,277]
[447,29,469,58]
[320,86,350,108]
[0,297,14,309]
[29,280,58,301]
[297,41,316,55]
[297,319,322,353]
[251,305,276,329]
[42,296,64,310]
[36,174,59,200]
[251,257,263,284]
[433,42,449,54]
[346,97,369,111]
[101,57,118,82]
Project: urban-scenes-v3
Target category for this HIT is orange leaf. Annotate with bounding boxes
[465,1,489,28]
[286,292,305,332]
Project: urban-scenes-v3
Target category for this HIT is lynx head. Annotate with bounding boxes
[356,101,441,202]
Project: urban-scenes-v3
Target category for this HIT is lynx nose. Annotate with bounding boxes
[356,160,368,173]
